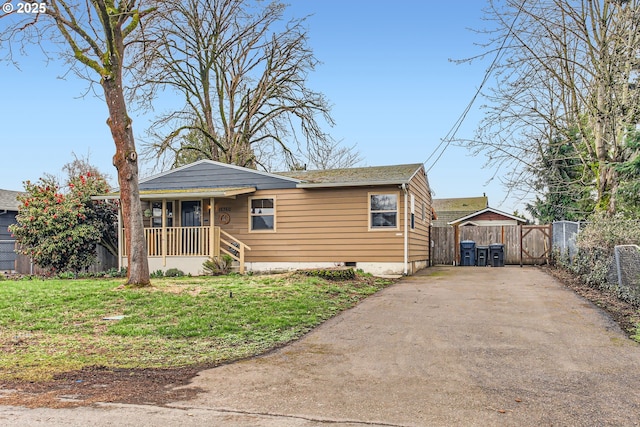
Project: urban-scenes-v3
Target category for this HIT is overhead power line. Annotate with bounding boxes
[424,1,527,173]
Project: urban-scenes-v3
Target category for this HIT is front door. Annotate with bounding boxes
[181,201,202,255]
[181,201,201,227]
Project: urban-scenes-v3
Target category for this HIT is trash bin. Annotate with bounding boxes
[489,243,505,267]
[476,246,489,266]
[460,240,476,266]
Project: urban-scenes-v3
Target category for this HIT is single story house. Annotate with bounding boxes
[103,161,432,276]
[0,189,23,272]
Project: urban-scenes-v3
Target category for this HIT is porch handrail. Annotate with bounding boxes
[218,228,251,274]
[124,226,251,274]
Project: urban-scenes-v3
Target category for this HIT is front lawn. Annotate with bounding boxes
[0,273,392,381]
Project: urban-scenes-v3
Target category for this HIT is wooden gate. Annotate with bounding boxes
[431,224,553,265]
[519,225,552,266]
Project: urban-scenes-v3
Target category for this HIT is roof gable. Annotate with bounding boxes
[448,207,526,225]
[139,160,300,192]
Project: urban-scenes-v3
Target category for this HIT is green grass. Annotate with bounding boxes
[0,273,392,381]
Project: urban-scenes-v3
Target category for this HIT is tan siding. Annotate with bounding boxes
[408,167,431,264]
[217,187,406,263]
[212,169,432,270]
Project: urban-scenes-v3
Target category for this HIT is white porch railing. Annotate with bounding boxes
[124,226,251,273]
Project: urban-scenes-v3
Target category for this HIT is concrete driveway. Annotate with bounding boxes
[2,266,640,426]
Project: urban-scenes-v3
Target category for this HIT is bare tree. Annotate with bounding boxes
[1,0,153,285]
[138,0,340,171]
[461,0,640,216]
[300,139,362,170]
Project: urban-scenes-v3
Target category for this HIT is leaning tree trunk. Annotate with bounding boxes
[103,77,150,287]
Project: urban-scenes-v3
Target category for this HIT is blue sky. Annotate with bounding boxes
[0,1,528,214]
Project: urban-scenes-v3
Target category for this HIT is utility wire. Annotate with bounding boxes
[424,1,527,173]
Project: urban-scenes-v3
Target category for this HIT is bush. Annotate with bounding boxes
[164,268,185,277]
[202,255,234,275]
[103,267,127,278]
[300,268,356,281]
[150,270,165,278]
[573,213,640,290]
[10,172,116,275]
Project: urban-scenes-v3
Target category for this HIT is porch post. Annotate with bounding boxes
[209,197,215,258]
[162,199,167,267]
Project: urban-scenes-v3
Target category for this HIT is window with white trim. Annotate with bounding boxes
[369,193,398,229]
[250,197,275,231]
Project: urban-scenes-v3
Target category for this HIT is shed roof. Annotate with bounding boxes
[431,196,488,227]
[0,189,24,211]
[448,207,527,225]
[432,196,488,212]
[278,163,424,188]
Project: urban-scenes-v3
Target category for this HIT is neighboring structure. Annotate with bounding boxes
[430,196,529,265]
[0,189,23,272]
[448,206,528,264]
[447,207,527,228]
[102,161,432,276]
[431,196,488,227]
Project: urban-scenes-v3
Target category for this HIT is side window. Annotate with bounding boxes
[369,193,398,230]
[250,197,275,231]
[410,194,415,230]
[151,201,173,227]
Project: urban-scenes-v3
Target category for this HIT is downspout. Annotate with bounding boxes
[402,183,408,275]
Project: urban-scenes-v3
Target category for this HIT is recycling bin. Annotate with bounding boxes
[476,246,489,266]
[460,240,476,266]
[489,243,505,267]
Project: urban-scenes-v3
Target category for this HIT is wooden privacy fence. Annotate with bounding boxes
[14,244,117,275]
[431,224,552,265]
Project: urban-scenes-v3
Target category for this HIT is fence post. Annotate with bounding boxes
[519,224,523,267]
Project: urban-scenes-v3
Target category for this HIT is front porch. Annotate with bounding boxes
[122,225,251,274]
[114,192,255,275]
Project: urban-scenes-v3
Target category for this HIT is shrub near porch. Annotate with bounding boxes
[0,272,392,381]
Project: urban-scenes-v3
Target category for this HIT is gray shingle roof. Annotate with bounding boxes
[277,164,424,187]
[0,189,24,211]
